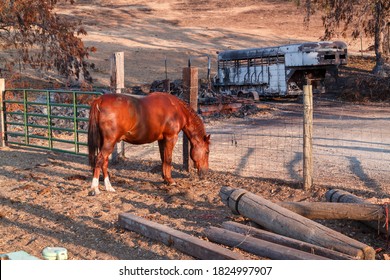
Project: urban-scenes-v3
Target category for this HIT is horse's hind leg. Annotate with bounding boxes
[90,142,116,195]
[90,152,103,195]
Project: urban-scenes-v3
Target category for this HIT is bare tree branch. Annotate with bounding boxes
[0,0,94,82]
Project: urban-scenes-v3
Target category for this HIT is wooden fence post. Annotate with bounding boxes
[182,65,198,171]
[110,52,124,93]
[0,79,5,147]
[110,52,125,162]
[303,84,313,190]
[163,57,170,92]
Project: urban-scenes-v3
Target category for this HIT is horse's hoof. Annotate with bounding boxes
[169,182,177,187]
[88,189,100,196]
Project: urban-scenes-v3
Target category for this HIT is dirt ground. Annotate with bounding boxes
[1,0,389,260]
[1,100,390,260]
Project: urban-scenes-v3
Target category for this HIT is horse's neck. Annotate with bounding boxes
[182,111,204,145]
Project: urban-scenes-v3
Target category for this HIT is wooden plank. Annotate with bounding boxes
[199,103,242,116]
[220,186,376,259]
[326,189,389,236]
[118,212,247,260]
[278,201,386,221]
[222,221,353,260]
[204,226,329,260]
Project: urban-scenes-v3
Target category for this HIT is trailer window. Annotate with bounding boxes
[324,54,336,60]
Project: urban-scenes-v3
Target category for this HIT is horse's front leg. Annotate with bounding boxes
[158,139,165,180]
[158,136,177,186]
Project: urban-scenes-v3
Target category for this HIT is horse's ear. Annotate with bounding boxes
[204,134,211,143]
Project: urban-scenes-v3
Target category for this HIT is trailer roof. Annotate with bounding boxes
[217,41,347,61]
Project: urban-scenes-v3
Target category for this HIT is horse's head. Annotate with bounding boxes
[191,134,211,179]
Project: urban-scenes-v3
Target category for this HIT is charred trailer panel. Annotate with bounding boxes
[213,41,347,97]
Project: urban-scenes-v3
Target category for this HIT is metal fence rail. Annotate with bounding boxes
[2,89,102,155]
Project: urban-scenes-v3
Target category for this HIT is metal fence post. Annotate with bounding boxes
[303,84,313,190]
[182,64,198,172]
[0,79,5,147]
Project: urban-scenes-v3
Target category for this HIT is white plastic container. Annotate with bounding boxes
[42,247,68,260]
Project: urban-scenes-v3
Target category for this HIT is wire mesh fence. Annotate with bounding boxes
[2,84,388,196]
[121,99,390,195]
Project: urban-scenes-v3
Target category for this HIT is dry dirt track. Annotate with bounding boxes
[1,0,389,261]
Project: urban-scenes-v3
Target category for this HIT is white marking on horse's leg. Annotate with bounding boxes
[91,177,100,195]
[104,177,116,192]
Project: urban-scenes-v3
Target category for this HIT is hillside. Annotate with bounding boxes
[54,0,373,88]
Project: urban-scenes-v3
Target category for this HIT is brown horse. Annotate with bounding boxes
[87,92,210,195]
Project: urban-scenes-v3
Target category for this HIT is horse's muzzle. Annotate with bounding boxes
[198,168,208,179]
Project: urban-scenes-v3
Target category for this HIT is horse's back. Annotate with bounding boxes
[96,92,186,144]
[137,92,187,138]
[94,94,139,140]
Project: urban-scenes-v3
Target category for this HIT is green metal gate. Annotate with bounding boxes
[1,88,102,156]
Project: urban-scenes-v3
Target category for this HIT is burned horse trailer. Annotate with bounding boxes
[213,41,347,97]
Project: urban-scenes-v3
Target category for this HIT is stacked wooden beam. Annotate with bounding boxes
[325,189,389,236]
[118,187,387,260]
[203,187,385,260]
[118,212,248,260]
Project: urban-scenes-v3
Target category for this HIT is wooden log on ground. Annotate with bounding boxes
[278,201,386,221]
[326,189,389,236]
[222,221,353,260]
[118,212,247,260]
[204,226,329,260]
[220,186,375,259]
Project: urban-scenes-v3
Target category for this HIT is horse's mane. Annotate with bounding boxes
[176,96,206,136]
[164,93,206,137]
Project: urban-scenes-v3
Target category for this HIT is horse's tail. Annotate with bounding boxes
[88,98,102,169]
